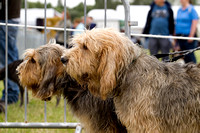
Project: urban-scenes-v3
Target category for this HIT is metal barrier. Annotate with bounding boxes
[0,0,131,132]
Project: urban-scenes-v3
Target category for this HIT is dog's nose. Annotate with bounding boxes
[61,57,69,64]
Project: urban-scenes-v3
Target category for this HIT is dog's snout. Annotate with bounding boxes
[61,57,69,64]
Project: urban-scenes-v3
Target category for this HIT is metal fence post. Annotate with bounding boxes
[121,0,131,38]
[44,0,47,122]
[5,0,8,123]
[24,0,28,123]
[75,124,83,133]
[84,0,87,28]
[104,0,107,28]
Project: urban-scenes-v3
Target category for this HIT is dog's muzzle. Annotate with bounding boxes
[61,56,69,64]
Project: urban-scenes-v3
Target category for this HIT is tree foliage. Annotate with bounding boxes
[21,0,52,8]
[94,0,121,9]
[68,3,94,21]
[54,0,64,12]
[130,0,151,5]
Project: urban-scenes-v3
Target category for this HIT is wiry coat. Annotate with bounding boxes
[17,43,127,133]
[60,74,127,133]
[115,54,200,133]
[61,28,200,133]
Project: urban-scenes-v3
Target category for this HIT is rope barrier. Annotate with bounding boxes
[1,23,200,41]
[0,22,84,32]
[131,33,200,41]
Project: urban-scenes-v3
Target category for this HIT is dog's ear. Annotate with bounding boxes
[23,49,35,60]
[97,49,117,100]
[36,62,57,99]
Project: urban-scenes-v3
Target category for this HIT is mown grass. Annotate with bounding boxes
[195,50,200,63]
[0,50,199,133]
[0,83,78,133]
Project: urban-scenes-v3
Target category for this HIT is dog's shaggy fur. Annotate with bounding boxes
[61,28,200,133]
[0,59,28,107]
[17,43,127,133]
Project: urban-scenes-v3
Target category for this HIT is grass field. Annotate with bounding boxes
[0,50,199,133]
[0,83,78,133]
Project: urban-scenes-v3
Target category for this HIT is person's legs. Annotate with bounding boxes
[0,20,6,69]
[159,38,171,61]
[178,39,196,63]
[0,20,19,104]
[148,38,159,56]
[184,41,196,63]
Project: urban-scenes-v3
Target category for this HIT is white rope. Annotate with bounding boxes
[131,33,200,41]
[0,22,84,32]
[0,22,200,41]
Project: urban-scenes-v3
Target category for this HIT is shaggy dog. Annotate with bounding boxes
[61,28,200,133]
[17,42,127,133]
[0,59,28,107]
[0,59,62,107]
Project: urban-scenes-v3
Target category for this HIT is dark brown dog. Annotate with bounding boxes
[0,59,28,107]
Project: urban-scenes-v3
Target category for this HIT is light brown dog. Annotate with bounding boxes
[17,41,127,133]
[61,28,200,133]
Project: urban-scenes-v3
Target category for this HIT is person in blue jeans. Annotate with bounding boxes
[143,0,174,61]
[0,0,21,105]
[175,0,199,63]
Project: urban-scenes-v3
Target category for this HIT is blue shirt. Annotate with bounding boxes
[175,5,199,35]
[73,23,85,35]
[150,4,169,35]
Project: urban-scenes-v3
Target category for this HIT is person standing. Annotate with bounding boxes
[0,0,21,104]
[175,0,199,63]
[86,16,96,30]
[55,11,72,47]
[73,17,85,36]
[143,0,174,61]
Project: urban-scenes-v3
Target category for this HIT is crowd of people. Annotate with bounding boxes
[143,0,199,63]
[55,13,96,48]
[0,0,199,109]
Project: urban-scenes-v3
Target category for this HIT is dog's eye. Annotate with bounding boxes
[83,44,88,50]
[31,58,36,63]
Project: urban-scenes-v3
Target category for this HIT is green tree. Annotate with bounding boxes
[94,0,121,9]
[55,0,64,12]
[47,3,53,8]
[21,0,52,8]
[130,0,151,5]
[67,3,93,21]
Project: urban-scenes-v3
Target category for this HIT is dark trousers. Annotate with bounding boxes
[148,38,171,61]
[177,39,197,63]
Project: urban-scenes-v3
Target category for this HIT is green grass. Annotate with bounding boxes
[0,84,78,133]
[0,50,199,133]
[195,50,200,63]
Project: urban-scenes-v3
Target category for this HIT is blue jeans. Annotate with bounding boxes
[177,39,197,63]
[0,20,19,104]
